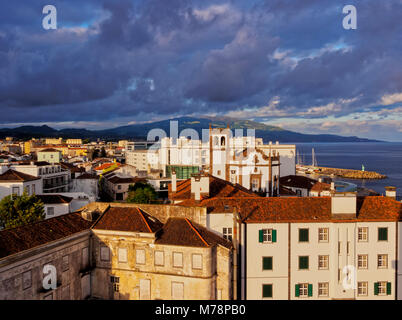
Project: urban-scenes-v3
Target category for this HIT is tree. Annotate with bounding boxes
[0,193,45,229]
[100,147,107,158]
[127,182,157,204]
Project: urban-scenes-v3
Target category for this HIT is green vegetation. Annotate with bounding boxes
[0,193,45,229]
[127,182,157,204]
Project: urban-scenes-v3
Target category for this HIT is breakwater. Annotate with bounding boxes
[301,166,387,179]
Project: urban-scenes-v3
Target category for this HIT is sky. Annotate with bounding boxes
[1,0,402,141]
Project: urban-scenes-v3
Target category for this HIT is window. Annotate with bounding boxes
[82,247,89,268]
[62,255,69,271]
[295,283,312,298]
[12,187,20,196]
[223,228,232,241]
[100,246,110,261]
[110,276,119,292]
[318,228,329,242]
[377,254,388,269]
[357,255,368,269]
[47,207,54,216]
[25,185,30,195]
[318,255,329,270]
[358,227,368,242]
[299,228,309,242]
[22,270,32,290]
[117,185,122,190]
[262,257,273,270]
[192,254,202,270]
[154,251,164,266]
[118,248,127,263]
[136,249,146,265]
[299,256,309,270]
[375,281,388,296]
[358,282,368,296]
[172,282,184,300]
[262,284,273,298]
[173,252,183,268]
[378,228,388,241]
[32,184,36,194]
[259,229,277,243]
[318,283,329,297]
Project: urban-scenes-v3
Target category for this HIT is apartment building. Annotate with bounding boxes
[8,162,70,193]
[37,148,63,164]
[174,177,402,300]
[126,149,159,171]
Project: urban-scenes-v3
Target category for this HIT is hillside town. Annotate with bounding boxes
[0,126,400,300]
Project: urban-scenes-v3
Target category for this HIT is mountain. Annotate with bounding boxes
[0,117,379,143]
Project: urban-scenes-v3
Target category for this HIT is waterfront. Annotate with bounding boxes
[295,142,402,195]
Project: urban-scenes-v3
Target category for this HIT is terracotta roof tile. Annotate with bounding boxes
[0,212,92,259]
[0,169,40,182]
[36,194,73,204]
[177,196,402,223]
[155,217,232,249]
[93,207,163,233]
[168,174,260,201]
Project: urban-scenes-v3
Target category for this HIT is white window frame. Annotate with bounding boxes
[318,282,329,297]
[299,283,308,298]
[377,254,388,269]
[262,229,273,243]
[223,227,233,241]
[192,253,202,270]
[357,282,368,296]
[378,281,387,296]
[318,255,329,270]
[357,254,368,269]
[318,228,329,242]
[358,227,368,242]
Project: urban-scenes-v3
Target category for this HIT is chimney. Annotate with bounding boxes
[385,186,397,199]
[172,169,177,192]
[330,182,335,191]
[331,192,357,218]
[318,177,323,183]
[191,173,209,200]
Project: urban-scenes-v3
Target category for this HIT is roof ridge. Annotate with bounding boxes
[137,208,153,233]
[184,218,209,247]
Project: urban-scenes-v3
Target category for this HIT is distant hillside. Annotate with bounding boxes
[0,117,380,143]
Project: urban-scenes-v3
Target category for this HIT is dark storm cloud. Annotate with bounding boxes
[0,0,402,127]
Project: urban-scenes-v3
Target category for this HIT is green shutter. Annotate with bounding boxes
[263,284,273,298]
[374,282,379,295]
[299,256,309,270]
[308,284,313,297]
[263,257,273,270]
[295,284,300,297]
[259,230,264,243]
[299,229,309,242]
[378,228,388,241]
[272,229,277,243]
[387,282,391,295]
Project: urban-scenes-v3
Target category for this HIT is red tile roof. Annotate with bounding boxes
[92,207,163,233]
[156,217,232,249]
[168,174,260,201]
[0,169,40,182]
[36,194,73,204]
[177,196,402,223]
[0,212,92,259]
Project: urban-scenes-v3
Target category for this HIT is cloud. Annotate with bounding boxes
[0,0,401,141]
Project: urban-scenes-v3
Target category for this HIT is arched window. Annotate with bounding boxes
[221,136,226,146]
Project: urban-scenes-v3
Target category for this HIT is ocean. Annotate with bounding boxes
[295,142,402,195]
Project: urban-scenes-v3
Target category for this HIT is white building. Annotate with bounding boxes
[0,169,42,199]
[174,181,401,300]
